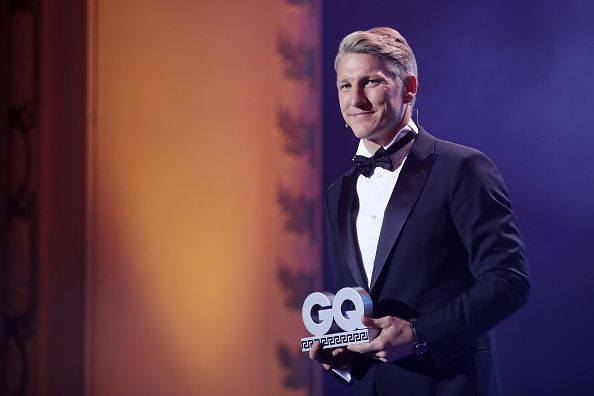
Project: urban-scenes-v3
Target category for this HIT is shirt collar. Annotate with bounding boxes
[355,119,419,158]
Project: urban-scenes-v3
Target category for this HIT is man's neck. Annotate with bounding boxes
[362,114,412,154]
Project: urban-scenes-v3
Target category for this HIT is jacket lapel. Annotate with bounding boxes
[336,168,368,289]
[370,127,437,290]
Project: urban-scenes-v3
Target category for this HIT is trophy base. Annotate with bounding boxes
[301,328,377,352]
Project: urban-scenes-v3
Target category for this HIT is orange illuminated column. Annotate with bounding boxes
[87,1,321,395]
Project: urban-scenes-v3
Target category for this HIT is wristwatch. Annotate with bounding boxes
[409,318,429,356]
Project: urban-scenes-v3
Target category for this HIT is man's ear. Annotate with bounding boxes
[403,75,418,104]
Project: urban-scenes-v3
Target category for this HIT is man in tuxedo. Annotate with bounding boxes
[309,27,530,396]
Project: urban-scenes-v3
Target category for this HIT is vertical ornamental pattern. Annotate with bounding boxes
[1,2,41,395]
[275,1,322,394]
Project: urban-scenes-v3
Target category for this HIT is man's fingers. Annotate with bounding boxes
[308,342,318,360]
[362,315,394,329]
[360,316,377,328]
[361,315,395,330]
[347,339,380,354]
[331,347,346,357]
[347,328,392,354]
[309,341,323,363]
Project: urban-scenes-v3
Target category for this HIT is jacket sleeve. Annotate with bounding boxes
[414,151,530,366]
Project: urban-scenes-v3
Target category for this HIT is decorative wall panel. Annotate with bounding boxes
[88,1,321,395]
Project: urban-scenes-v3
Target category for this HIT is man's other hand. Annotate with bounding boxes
[347,316,415,362]
[308,341,352,371]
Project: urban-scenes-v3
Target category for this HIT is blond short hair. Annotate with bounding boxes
[334,27,418,82]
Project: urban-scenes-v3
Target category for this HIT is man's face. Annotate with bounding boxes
[337,53,407,145]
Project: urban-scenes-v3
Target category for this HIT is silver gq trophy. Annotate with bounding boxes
[300,287,378,352]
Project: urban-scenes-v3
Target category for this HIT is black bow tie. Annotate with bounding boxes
[353,132,415,177]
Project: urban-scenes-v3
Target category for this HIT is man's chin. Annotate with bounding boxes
[351,128,374,140]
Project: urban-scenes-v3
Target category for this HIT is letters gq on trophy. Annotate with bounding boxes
[300,287,378,352]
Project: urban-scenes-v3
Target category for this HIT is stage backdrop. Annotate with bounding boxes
[88,1,322,395]
[35,0,323,395]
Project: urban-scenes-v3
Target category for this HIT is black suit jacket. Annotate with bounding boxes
[325,127,530,396]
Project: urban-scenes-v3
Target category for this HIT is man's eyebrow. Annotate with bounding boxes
[337,72,387,84]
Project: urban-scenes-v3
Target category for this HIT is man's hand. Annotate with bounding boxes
[308,341,352,371]
[347,316,415,362]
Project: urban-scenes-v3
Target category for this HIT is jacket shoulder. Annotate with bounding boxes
[434,138,489,162]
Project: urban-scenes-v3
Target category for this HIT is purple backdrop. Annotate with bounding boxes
[321,0,594,394]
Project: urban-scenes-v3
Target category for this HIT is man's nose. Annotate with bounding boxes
[350,85,368,107]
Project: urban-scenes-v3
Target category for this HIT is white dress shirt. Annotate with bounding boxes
[355,120,418,288]
[331,120,418,383]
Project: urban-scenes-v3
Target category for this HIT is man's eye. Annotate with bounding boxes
[366,80,379,86]
[340,84,351,90]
